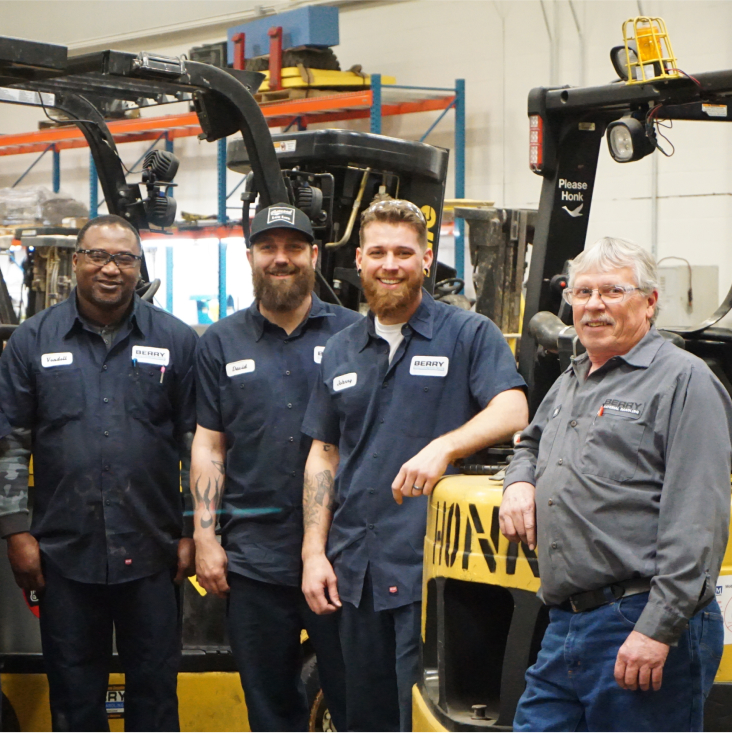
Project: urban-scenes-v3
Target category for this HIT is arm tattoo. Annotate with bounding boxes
[323,443,334,452]
[304,469,335,529]
[193,460,225,529]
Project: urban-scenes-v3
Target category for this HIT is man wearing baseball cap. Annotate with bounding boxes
[191,204,359,730]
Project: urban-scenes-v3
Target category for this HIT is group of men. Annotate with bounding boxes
[0,195,728,733]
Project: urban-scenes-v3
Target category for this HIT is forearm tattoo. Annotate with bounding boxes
[304,468,335,529]
[194,460,225,529]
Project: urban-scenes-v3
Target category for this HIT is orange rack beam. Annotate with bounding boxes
[0,90,456,157]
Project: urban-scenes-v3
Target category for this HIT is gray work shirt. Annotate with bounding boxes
[504,326,732,645]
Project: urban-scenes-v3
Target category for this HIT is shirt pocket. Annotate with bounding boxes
[580,414,646,482]
[36,367,85,425]
[223,370,270,428]
[127,366,172,425]
[401,377,446,438]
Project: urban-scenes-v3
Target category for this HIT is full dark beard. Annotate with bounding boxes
[362,269,423,320]
[253,263,315,312]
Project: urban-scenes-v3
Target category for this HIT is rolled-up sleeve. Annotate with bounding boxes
[634,365,732,644]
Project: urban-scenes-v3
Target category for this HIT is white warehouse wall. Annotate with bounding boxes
[2,0,732,316]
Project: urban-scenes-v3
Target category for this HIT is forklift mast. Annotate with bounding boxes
[522,68,732,412]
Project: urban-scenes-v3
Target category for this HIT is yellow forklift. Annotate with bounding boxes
[414,18,732,732]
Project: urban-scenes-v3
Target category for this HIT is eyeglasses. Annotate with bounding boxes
[562,284,642,305]
[77,249,142,269]
[364,199,426,224]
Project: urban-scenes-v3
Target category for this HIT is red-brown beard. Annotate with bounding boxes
[253,261,315,312]
[361,268,424,320]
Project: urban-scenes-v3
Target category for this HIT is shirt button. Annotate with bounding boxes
[103,464,110,472]
[289,437,294,442]
[423,387,429,393]
[103,430,110,437]
[102,364,108,371]
[103,398,109,403]
[548,499,554,506]
[369,489,375,494]
[557,458,563,465]
[570,420,577,428]
[380,419,384,424]
[551,542,558,549]
[105,499,111,506]
[287,403,293,409]
[290,471,296,477]
[373,453,378,458]
[368,523,375,529]
[382,383,388,389]
[285,371,291,376]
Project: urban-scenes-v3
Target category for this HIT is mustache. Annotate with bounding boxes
[580,315,614,325]
[265,264,299,276]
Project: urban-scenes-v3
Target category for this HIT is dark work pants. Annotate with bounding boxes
[339,570,422,732]
[227,572,347,732]
[38,561,181,732]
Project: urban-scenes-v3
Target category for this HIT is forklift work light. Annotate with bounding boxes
[619,17,679,84]
[606,116,656,162]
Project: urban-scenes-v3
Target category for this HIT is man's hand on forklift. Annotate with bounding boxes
[302,553,341,615]
[7,531,45,592]
[194,535,230,598]
[391,435,455,505]
[499,481,537,551]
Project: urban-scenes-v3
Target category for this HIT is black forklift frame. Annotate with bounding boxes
[521,69,732,410]
[0,35,290,280]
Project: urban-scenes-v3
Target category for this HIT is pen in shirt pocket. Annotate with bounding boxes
[597,405,604,417]
[160,366,166,384]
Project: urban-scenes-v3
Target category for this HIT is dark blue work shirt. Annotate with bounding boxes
[302,291,526,611]
[195,294,361,587]
[0,291,198,584]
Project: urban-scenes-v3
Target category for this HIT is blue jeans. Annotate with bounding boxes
[514,593,724,732]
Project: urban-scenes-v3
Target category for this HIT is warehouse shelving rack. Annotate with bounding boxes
[0,75,465,313]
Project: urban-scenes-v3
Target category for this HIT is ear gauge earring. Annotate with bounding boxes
[357,268,362,276]
[424,268,430,276]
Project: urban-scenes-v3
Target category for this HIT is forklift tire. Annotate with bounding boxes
[301,653,336,732]
[1,692,21,732]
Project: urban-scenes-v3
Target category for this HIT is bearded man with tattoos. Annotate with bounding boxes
[301,199,528,732]
[191,204,358,732]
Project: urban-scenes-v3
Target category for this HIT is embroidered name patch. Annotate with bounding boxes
[333,372,357,391]
[226,359,255,377]
[267,206,295,225]
[132,346,170,366]
[41,352,73,368]
[314,346,325,364]
[410,356,449,377]
[602,398,643,416]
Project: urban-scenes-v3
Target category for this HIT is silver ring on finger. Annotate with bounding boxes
[412,484,423,493]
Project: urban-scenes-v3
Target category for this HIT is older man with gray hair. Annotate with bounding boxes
[500,237,732,731]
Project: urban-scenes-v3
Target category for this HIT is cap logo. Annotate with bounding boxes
[267,206,296,225]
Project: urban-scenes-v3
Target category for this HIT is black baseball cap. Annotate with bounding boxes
[248,203,314,247]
